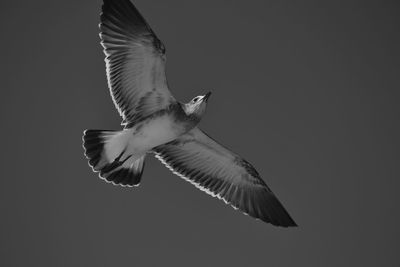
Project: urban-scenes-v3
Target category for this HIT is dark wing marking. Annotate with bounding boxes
[153,128,297,227]
[100,0,176,126]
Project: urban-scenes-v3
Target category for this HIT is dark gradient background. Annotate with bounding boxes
[1,0,399,266]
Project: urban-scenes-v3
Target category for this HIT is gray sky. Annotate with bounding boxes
[1,0,399,266]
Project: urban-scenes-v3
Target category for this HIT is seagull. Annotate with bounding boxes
[83,0,297,227]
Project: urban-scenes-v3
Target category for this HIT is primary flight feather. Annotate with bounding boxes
[83,0,297,227]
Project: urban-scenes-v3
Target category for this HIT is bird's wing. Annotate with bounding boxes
[153,128,297,227]
[100,0,175,126]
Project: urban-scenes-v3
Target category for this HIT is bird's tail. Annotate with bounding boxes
[82,129,145,187]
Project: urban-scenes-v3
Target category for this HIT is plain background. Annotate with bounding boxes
[1,0,399,266]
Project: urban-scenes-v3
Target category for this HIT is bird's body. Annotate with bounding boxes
[106,103,196,162]
[126,109,185,153]
[83,0,297,227]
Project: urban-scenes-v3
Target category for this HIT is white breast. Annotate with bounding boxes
[128,114,183,153]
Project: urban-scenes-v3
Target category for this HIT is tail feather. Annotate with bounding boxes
[82,129,145,187]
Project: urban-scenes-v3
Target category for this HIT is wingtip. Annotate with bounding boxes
[262,216,297,228]
[276,219,298,228]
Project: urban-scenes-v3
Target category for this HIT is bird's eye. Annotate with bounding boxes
[193,97,199,102]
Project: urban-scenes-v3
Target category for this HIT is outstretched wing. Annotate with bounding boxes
[100,0,176,126]
[153,128,297,227]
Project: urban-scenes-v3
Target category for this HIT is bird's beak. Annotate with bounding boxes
[203,92,212,102]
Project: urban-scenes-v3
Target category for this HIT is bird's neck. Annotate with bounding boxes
[176,102,202,130]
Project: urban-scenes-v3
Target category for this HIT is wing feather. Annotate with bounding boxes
[153,128,297,227]
[100,0,175,126]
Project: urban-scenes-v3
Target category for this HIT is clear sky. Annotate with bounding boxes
[0,0,399,266]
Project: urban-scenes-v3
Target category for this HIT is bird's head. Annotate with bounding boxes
[183,92,212,119]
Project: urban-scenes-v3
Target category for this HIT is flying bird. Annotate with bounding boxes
[83,0,297,227]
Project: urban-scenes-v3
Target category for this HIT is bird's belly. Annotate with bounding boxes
[129,115,184,152]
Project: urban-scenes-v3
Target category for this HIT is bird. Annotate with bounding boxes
[82,0,297,227]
